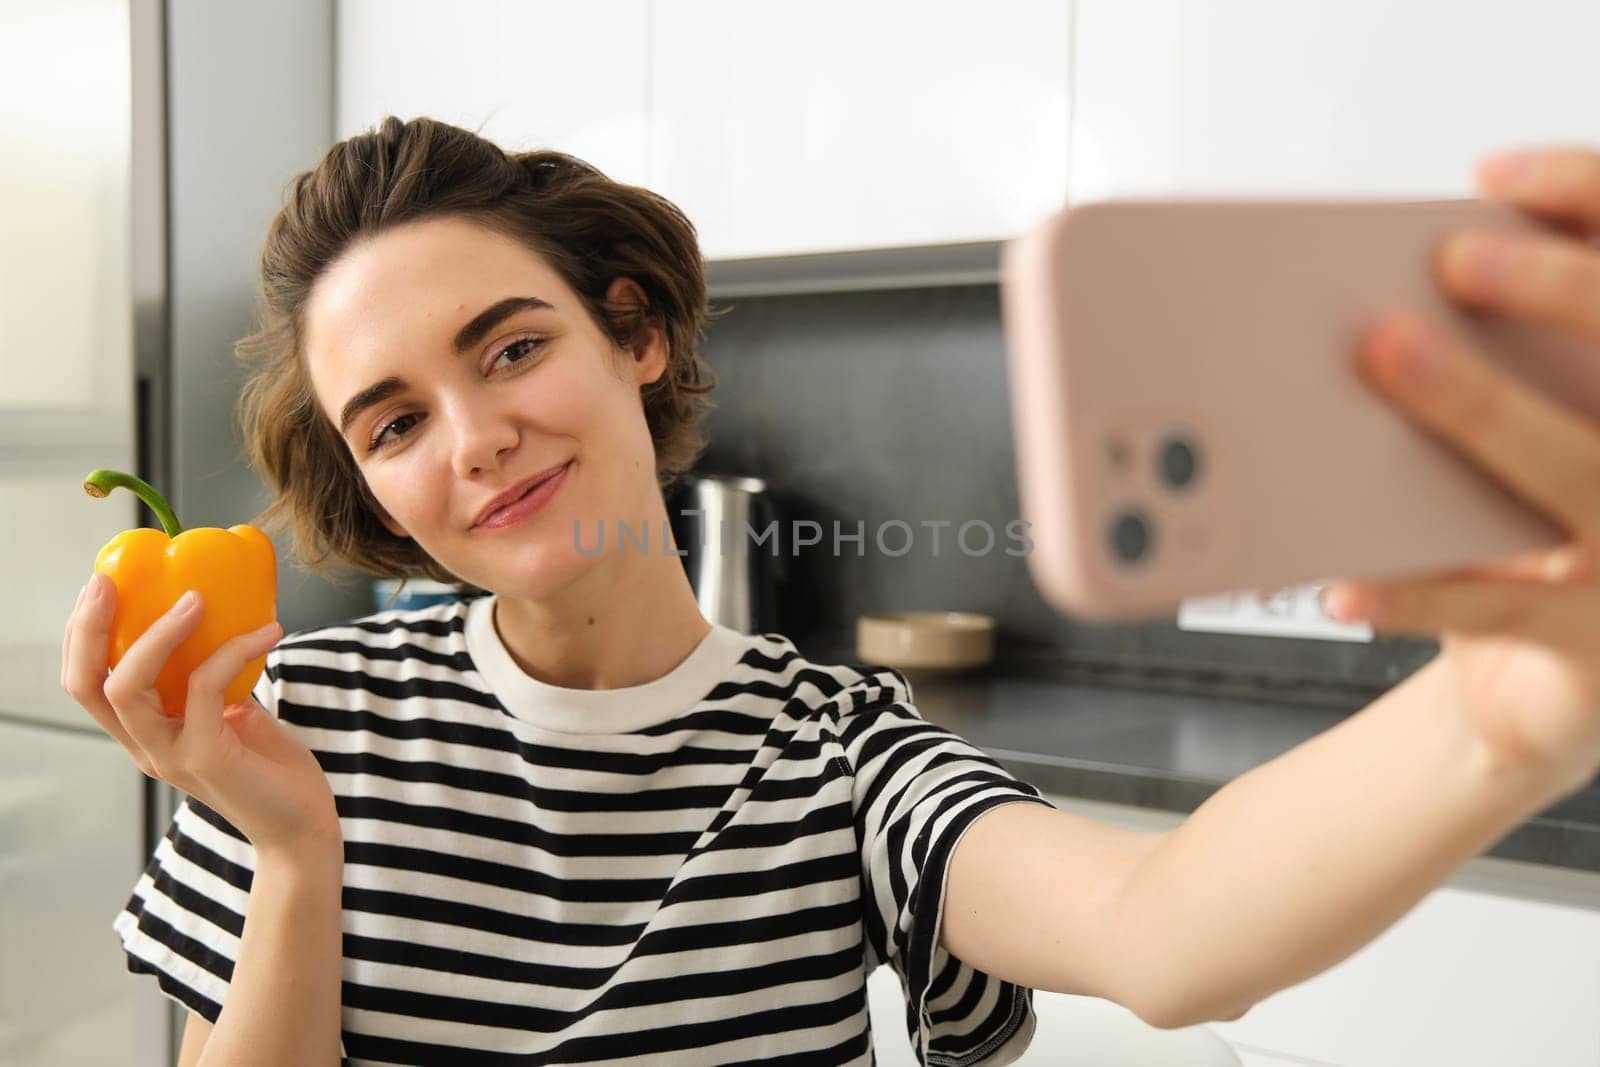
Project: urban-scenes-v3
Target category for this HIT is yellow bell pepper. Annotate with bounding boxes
[83,469,277,718]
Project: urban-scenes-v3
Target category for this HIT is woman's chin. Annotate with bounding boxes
[485,543,604,598]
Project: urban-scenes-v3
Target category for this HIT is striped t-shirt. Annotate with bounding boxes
[113,592,1056,1065]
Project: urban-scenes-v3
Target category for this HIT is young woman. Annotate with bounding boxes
[61,117,1600,1065]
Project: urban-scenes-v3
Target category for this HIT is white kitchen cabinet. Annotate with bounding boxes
[0,0,138,654]
[0,0,135,426]
[334,0,1600,279]
[1210,883,1600,1067]
[1069,0,1600,201]
[0,721,165,1067]
[333,0,1072,272]
[335,0,651,186]
[1230,1053,1306,1067]
[2,3,165,1057]
[1027,990,1240,1064]
[1039,792,1600,1066]
[649,0,1072,260]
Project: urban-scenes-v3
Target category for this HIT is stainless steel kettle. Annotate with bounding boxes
[668,474,786,634]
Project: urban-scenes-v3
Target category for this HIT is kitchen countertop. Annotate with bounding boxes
[895,669,1600,875]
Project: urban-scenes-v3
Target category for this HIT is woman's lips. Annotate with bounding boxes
[476,462,571,530]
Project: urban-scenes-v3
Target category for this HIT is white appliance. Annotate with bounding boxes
[0,0,173,1063]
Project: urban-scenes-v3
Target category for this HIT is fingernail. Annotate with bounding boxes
[1479,151,1530,189]
[1326,587,1376,624]
[1319,585,1358,622]
[173,590,199,614]
[1443,231,1514,297]
[83,574,103,603]
[1375,319,1445,393]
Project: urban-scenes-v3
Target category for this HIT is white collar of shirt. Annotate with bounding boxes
[464,593,752,734]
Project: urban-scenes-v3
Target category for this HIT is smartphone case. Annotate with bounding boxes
[1000,198,1600,623]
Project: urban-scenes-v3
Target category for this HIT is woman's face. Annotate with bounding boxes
[302,215,668,599]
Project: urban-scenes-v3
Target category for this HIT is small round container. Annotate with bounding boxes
[372,578,469,613]
[855,611,996,673]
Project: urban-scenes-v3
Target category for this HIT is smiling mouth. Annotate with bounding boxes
[476,463,570,527]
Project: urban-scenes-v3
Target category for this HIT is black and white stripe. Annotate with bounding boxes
[114,593,1054,1065]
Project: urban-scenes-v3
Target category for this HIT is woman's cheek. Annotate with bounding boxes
[378,454,435,524]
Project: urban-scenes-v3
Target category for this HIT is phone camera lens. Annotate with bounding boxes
[1157,434,1201,491]
[1107,508,1154,566]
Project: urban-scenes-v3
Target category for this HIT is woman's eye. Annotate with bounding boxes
[489,335,547,372]
[365,336,548,454]
[368,412,416,453]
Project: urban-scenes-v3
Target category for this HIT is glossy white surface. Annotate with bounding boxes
[0,0,137,686]
[1069,0,1600,201]
[0,720,165,1066]
[0,0,136,416]
[0,479,135,673]
[1045,793,1600,1066]
[649,0,1072,258]
[336,0,1071,262]
[336,0,651,185]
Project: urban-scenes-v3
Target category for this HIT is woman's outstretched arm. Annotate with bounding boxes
[942,655,1566,1028]
[944,143,1600,1029]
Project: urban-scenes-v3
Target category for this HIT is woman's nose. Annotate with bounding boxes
[443,400,519,477]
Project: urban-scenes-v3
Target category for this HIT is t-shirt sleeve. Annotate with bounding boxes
[112,793,256,1022]
[838,674,1057,1066]
[110,669,273,1023]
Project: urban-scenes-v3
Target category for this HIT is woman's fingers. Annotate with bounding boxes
[1477,146,1600,233]
[1326,574,1597,641]
[1358,311,1600,536]
[100,590,200,768]
[60,573,156,772]
[1435,227,1600,349]
[171,619,282,780]
[61,573,284,795]
[1433,542,1594,585]
[1437,145,1600,349]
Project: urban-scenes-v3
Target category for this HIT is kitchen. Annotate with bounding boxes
[6,1,1600,1064]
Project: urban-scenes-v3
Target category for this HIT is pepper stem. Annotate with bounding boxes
[83,468,184,537]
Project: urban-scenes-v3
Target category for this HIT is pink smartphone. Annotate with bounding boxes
[1000,197,1600,624]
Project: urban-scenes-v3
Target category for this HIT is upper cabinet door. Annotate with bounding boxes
[1071,0,1600,201]
[649,0,1073,260]
[0,0,135,433]
[0,0,137,655]
[336,0,651,186]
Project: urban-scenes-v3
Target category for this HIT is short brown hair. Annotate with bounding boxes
[234,116,721,594]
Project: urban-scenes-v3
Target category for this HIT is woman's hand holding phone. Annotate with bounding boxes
[59,572,342,859]
[1323,146,1600,791]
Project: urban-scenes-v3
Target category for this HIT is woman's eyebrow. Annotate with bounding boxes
[338,295,556,438]
[452,295,555,355]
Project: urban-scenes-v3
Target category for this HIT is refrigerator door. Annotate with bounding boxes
[0,0,141,732]
[1,0,173,1062]
[0,719,167,1066]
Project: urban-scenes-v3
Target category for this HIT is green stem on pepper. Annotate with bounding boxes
[83,468,184,537]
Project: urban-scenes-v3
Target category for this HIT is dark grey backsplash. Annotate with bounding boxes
[690,283,1439,709]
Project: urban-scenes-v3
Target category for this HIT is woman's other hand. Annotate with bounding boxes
[60,573,341,859]
[1324,146,1600,793]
